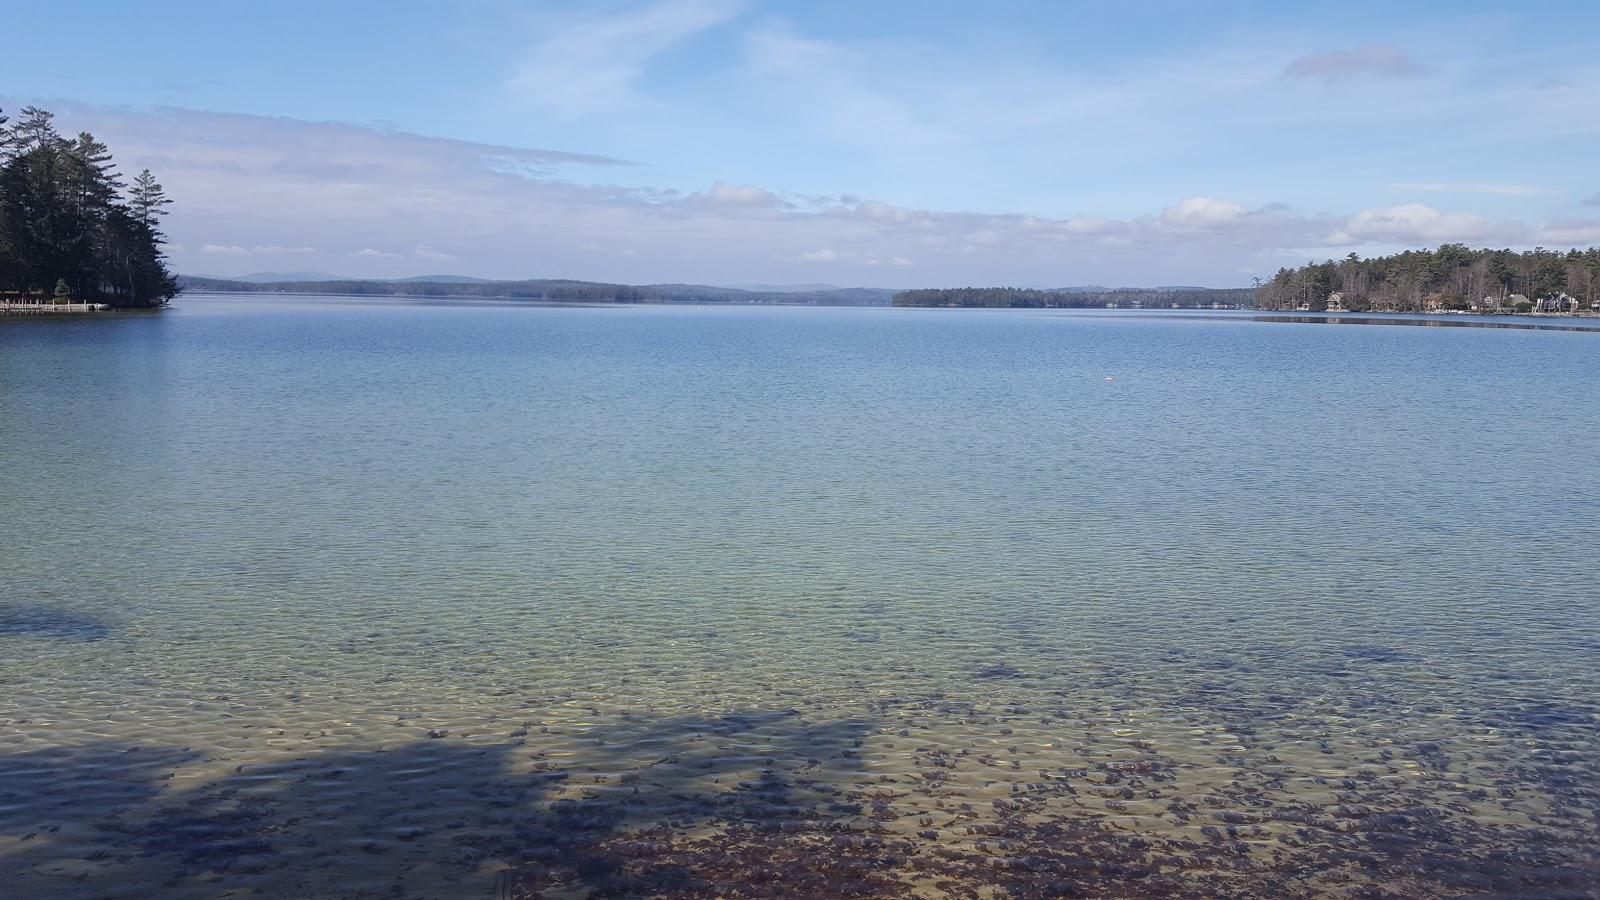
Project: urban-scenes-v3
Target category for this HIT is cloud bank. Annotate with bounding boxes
[43,103,1600,287]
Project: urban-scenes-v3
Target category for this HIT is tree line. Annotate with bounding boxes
[176,276,899,305]
[0,106,177,308]
[176,275,661,302]
[1255,244,1600,313]
[891,287,1254,308]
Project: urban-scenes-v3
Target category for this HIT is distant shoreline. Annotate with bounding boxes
[164,292,1600,330]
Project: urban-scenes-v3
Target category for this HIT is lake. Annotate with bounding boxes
[2,294,1598,897]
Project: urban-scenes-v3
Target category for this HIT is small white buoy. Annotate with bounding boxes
[1105,376,1115,382]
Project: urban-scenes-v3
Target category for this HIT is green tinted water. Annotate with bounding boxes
[2,296,1597,897]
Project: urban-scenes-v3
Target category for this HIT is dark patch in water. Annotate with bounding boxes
[1343,646,1420,664]
[0,604,111,641]
[976,664,1023,680]
[1490,702,1597,734]
[5,707,1599,899]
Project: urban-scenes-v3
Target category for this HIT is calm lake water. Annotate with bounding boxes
[2,294,1598,898]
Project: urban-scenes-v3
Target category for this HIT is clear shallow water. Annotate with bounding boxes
[2,295,1598,898]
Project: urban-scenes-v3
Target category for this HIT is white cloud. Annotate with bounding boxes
[1343,203,1495,243]
[681,181,791,211]
[798,248,839,262]
[1535,221,1600,245]
[351,248,403,259]
[1065,217,1116,235]
[1160,197,1247,228]
[201,244,248,255]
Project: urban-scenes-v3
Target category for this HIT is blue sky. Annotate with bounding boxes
[7,0,1600,286]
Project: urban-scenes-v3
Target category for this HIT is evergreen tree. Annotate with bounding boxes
[0,106,176,307]
[130,169,172,230]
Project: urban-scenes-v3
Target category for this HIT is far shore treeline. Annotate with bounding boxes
[890,245,1600,314]
[891,286,1254,308]
[0,106,177,308]
[175,275,897,306]
[1255,244,1600,313]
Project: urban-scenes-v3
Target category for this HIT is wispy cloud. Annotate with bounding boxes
[413,247,460,262]
[507,0,746,115]
[1392,182,1549,197]
[1583,193,1600,207]
[202,243,317,255]
[1283,46,1423,81]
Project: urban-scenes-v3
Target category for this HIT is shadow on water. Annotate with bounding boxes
[0,711,894,898]
[0,604,112,641]
[1,703,1598,898]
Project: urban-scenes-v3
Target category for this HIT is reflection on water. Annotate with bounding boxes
[1,296,1597,897]
[1244,313,1600,332]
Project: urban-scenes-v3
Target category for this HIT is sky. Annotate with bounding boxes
[6,0,1600,287]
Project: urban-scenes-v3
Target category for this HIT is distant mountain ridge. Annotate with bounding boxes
[175,274,896,306]
[1051,284,1226,293]
[203,269,496,283]
[394,275,492,284]
[724,282,849,293]
[213,271,345,283]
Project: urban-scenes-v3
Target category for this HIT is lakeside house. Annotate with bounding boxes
[1532,293,1581,314]
[1326,292,1347,312]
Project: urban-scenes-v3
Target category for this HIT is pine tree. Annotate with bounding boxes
[0,106,177,307]
[130,170,172,230]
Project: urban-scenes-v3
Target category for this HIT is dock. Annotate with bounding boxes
[1,301,111,314]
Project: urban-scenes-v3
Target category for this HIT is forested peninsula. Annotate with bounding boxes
[1256,245,1600,314]
[0,107,177,308]
[891,246,1600,316]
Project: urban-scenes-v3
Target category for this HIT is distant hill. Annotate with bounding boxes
[230,271,345,283]
[1051,285,1232,293]
[646,283,896,306]
[199,272,494,285]
[177,274,1257,309]
[177,275,656,302]
[176,275,898,306]
[725,282,846,293]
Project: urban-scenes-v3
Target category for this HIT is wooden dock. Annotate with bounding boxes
[0,301,111,314]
